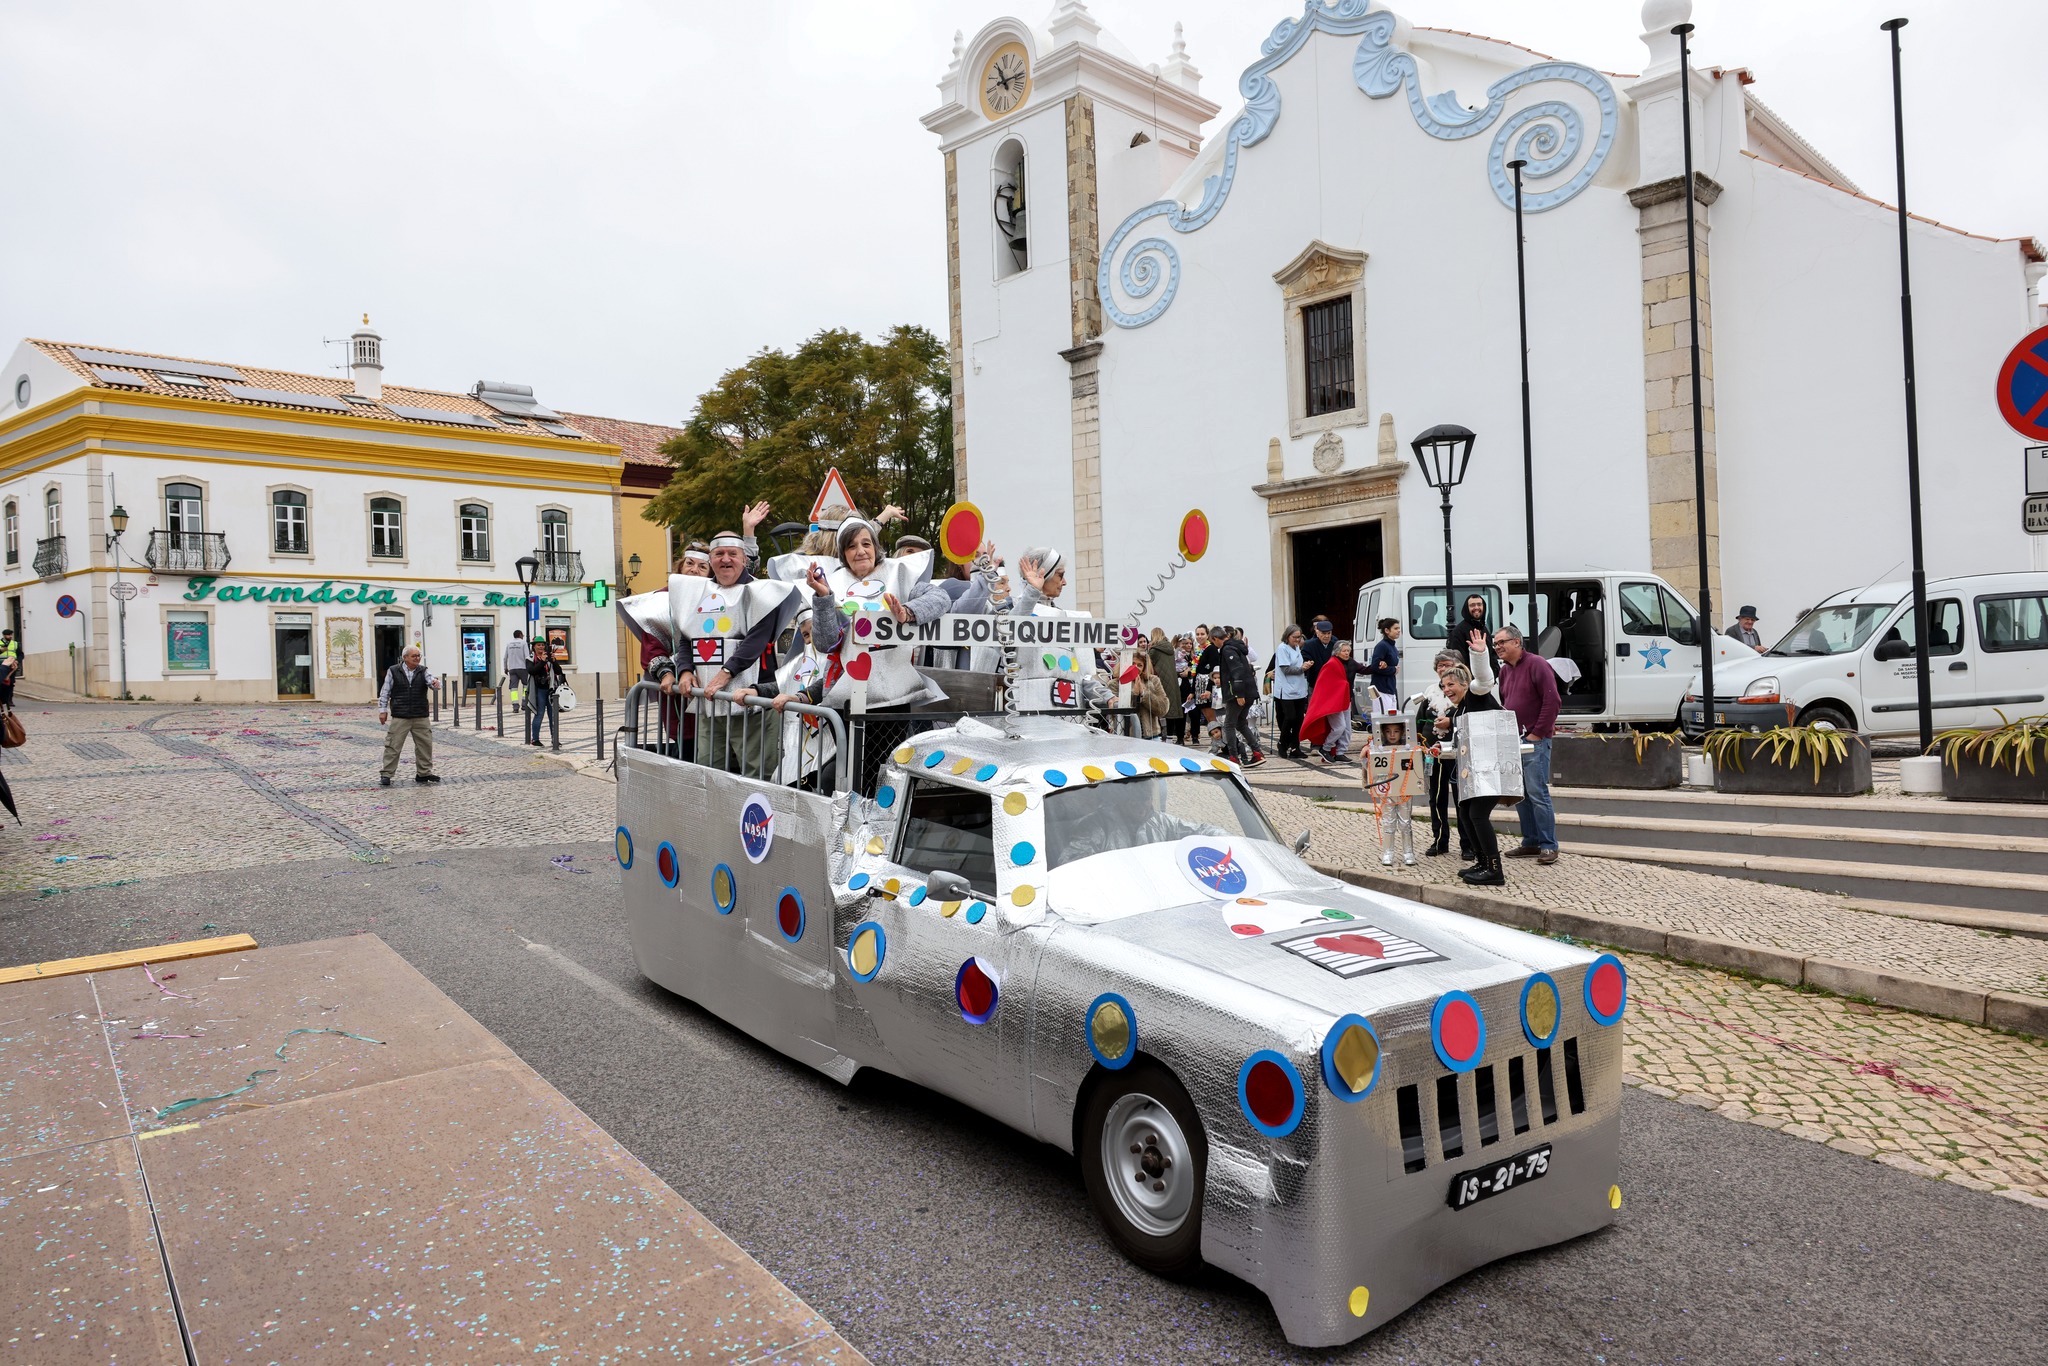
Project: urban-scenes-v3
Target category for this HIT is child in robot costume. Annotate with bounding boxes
[1362,714,1425,866]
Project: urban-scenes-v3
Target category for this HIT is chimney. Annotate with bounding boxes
[350,314,383,400]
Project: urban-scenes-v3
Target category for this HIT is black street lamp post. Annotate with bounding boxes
[1673,21,1717,728]
[1882,16,1934,752]
[1410,424,1478,641]
[1508,157,1538,639]
[106,503,130,700]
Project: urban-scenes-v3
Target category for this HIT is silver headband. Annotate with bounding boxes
[708,534,746,551]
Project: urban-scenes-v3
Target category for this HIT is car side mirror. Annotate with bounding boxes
[1293,828,1312,856]
[1873,638,1909,662]
[925,870,975,902]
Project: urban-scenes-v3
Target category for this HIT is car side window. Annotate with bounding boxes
[1976,593,2048,653]
[1655,587,1698,646]
[1880,599,1964,657]
[1618,583,1665,637]
[895,779,997,895]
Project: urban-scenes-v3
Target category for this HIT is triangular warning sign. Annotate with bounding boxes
[809,467,857,525]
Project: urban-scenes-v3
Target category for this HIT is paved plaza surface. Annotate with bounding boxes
[4,701,2047,1360]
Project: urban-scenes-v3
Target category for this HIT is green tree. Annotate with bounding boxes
[647,325,954,552]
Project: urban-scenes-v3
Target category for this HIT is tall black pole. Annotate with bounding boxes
[1441,485,1456,645]
[1674,23,1715,727]
[1883,17,1934,752]
[1510,157,1537,639]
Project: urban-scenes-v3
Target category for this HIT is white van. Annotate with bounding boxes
[1352,572,1750,728]
[1679,571,2048,737]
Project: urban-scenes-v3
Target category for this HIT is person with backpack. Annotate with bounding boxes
[376,645,439,786]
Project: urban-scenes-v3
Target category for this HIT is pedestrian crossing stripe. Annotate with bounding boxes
[1277,925,1444,978]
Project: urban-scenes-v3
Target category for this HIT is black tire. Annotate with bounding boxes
[1079,1058,1207,1278]
[1799,703,1855,732]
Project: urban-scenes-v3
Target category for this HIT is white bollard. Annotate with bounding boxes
[1898,754,1944,796]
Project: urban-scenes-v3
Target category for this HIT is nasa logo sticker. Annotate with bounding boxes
[739,793,775,864]
[1180,841,1249,898]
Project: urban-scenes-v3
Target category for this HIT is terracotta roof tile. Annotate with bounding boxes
[555,411,680,467]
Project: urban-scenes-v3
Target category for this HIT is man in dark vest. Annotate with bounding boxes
[377,644,440,787]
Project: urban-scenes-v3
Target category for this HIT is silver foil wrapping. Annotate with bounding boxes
[1455,711,1525,801]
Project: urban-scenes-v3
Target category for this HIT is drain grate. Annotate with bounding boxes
[65,741,128,760]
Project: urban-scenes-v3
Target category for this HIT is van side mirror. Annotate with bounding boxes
[1293,828,1313,856]
[1873,637,1909,662]
[925,870,975,902]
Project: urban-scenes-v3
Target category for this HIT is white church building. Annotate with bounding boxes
[922,0,2045,643]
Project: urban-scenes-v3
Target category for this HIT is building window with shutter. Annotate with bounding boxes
[4,501,15,566]
[1303,297,1355,417]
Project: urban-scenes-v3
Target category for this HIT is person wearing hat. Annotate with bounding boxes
[1725,606,1764,653]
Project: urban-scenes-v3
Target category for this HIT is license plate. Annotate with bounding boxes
[1714,711,1727,724]
[1446,1143,1551,1211]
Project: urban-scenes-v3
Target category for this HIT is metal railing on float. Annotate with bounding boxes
[621,681,849,795]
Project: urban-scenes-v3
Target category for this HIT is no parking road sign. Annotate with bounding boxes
[1997,325,2048,442]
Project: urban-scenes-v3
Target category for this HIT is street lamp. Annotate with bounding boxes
[1674,21,1717,727]
[107,502,130,700]
[516,553,540,647]
[1882,16,1934,753]
[1410,424,1477,643]
[1507,157,1538,640]
[626,552,643,587]
[106,504,129,545]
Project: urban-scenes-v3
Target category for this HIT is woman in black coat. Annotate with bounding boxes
[1429,634,1504,885]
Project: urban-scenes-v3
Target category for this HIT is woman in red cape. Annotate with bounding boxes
[1298,645,1355,759]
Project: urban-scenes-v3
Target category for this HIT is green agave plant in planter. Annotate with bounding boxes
[1703,724,1872,797]
[1551,730,1684,789]
[1930,712,2048,804]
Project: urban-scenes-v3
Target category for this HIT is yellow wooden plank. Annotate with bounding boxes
[0,934,259,986]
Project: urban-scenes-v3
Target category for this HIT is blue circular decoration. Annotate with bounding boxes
[1430,991,1488,1074]
[710,863,737,914]
[1520,972,1563,1048]
[1114,760,1138,777]
[1180,758,1201,772]
[965,901,988,924]
[975,764,998,781]
[1584,953,1628,1028]
[1085,992,1137,1069]
[847,921,887,982]
[1237,1049,1307,1138]
[614,825,634,870]
[775,887,806,943]
[956,958,999,1025]
[1320,1014,1381,1103]
[1044,769,1068,787]
[924,751,946,769]
[909,885,928,907]
[656,841,681,889]
[1010,841,1037,866]
[848,871,870,891]
[876,785,897,809]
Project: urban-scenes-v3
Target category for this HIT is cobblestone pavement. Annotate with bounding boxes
[0,701,613,899]
[1255,785,2048,1001]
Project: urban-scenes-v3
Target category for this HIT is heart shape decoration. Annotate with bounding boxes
[1315,934,1385,958]
[694,639,719,662]
[847,653,874,682]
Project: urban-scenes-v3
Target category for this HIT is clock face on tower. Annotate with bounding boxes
[979,41,1030,119]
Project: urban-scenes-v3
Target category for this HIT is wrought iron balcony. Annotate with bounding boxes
[531,549,584,584]
[33,534,65,579]
[146,530,233,575]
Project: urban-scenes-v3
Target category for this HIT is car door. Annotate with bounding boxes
[1863,597,1978,732]
[1971,589,2048,725]
[1613,581,1683,722]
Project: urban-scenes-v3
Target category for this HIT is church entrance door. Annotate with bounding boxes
[1290,520,1383,640]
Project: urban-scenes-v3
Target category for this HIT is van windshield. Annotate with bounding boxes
[1767,604,1894,657]
[1043,773,1278,869]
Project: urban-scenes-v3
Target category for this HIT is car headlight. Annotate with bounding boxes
[1738,676,1780,704]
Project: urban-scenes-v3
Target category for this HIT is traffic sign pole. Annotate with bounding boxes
[1883,17,1934,754]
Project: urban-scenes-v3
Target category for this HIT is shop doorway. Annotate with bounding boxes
[1290,521,1384,641]
[7,595,20,651]
[373,615,405,685]
[275,613,314,698]
[460,620,496,693]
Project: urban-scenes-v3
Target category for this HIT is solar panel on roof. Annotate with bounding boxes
[159,373,208,387]
[540,423,583,438]
[69,347,245,382]
[383,404,495,429]
[223,385,351,412]
[89,367,146,386]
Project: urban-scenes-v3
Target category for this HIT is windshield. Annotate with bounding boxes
[1043,773,1278,870]
[1767,604,1894,657]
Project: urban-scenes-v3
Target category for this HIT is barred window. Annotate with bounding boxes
[1303,297,1355,417]
[272,490,308,554]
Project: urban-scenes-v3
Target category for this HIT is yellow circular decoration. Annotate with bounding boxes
[883,877,901,896]
[1089,1001,1130,1061]
[1608,1184,1623,1210]
[1148,756,1171,773]
[849,928,879,977]
[1011,884,1036,907]
[1211,758,1232,771]
[1332,1024,1379,1094]
[1003,791,1029,816]
[951,756,975,775]
[866,836,886,856]
[715,616,733,633]
[1081,765,1107,782]
[977,39,1031,119]
[842,835,856,854]
[1526,979,1560,1041]
[1348,1286,1370,1319]
[893,745,914,764]
[941,900,962,918]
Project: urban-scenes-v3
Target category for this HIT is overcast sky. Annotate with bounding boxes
[4,0,2040,427]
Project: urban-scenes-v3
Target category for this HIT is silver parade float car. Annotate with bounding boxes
[615,700,1624,1347]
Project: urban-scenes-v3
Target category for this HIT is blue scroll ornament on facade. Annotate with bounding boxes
[1098,3,1619,330]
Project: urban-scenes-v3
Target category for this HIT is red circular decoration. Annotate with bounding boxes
[956,960,997,1020]
[778,892,803,940]
[1244,1059,1297,1129]
[1230,923,1263,937]
[1315,934,1385,959]
[1178,510,1210,563]
[657,845,677,884]
[1995,324,2048,442]
[1590,961,1625,1018]
[938,501,985,564]
[1438,998,1480,1062]
[846,653,874,681]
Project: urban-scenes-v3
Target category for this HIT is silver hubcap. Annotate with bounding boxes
[1102,1092,1193,1238]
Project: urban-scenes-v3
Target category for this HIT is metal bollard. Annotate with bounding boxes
[496,687,504,737]
[596,698,605,761]
[474,686,482,730]
[549,690,561,752]
[432,681,440,723]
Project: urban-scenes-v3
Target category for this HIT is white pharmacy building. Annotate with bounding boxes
[0,326,625,703]
[925,1,2047,642]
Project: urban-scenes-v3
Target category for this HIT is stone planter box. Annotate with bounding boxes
[1712,733,1872,797]
[1938,740,2048,804]
[1551,733,1683,789]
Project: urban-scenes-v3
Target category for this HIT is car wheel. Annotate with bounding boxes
[1080,1058,1206,1277]
[1800,703,1855,732]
